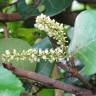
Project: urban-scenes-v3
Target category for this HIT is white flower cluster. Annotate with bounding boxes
[34,14,68,50]
[1,14,68,63]
[2,48,65,63]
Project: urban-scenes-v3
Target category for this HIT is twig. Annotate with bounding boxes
[0,13,22,22]
[57,62,93,90]
[76,73,93,89]
[0,11,78,26]
[3,23,9,38]
[21,93,29,96]
[3,64,93,96]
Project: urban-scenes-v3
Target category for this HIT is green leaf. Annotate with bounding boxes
[71,1,84,11]
[17,0,72,19]
[11,28,38,46]
[87,4,96,9]
[25,0,33,5]
[36,59,54,76]
[0,66,24,96]
[69,10,96,75]
[33,37,52,49]
[0,0,6,3]
[0,1,8,10]
[39,89,54,96]
[3,5,16,13]
[0,38,36,71]
[7,22,22,33]
[34,37,54,76]
[37,4,45,13]
[0,33,4,39]
[11,28,46,45]
[76,40,96,75]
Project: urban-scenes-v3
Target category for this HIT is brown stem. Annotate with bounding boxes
[69,56,93,89]
[57,63,93,90]
[3,23,9,38]
[76,73,93,89]
[3,64,93,96]
[0,11,78,26]
[0,13,22,22]
[21,93,29,96]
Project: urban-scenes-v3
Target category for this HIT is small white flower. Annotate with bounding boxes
[1,14,68,63]
[39,49,43,55]
[5,50,10,55]
[34,14,68,52]
[42,55,47,60]
[1,47,65,63]
[50,49,55,54]
[31,54,35,58]
[44,49,48,54]
[13,49,17,54]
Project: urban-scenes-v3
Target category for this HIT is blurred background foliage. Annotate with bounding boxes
[0,0,96,96]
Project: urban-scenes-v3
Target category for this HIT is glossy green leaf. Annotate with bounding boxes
[17,0,72,19]
[0,38,36,71]
[7,22,22,34]
[34,37,54,76]
[0,66,24,96]
[11,28,46,45]
[3,5,16,13]
[69,10,96,75]
[11,28,38,46]
[76,40,96,75]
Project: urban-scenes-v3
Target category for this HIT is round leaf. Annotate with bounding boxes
[69,10,96,75]
[0,66,24,96]
[0,38,36,71]
[17,0,73,19]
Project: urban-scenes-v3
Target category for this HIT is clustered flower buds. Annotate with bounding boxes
[2,48,64,63]
[1,14,68,63]
[34,14,68,50]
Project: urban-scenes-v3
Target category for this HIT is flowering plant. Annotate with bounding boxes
[2,14,68,63]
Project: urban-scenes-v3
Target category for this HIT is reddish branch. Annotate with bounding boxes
[0,12,78,26]
[0,0,96,24]
[57,62,93,90]
[0,13,22,22]
[21,93,29,96]
[3,64,93,96]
